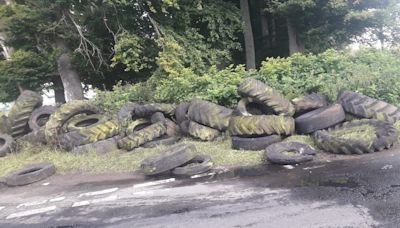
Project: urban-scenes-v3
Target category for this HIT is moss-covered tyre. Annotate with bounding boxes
[150,112,166,123]
[0,113,9,134]
[0,133,14,156]
[188,121,221,141]
[231,135,282,151]
[295,104,345,134]
[337,90,400,123]
[45,100,100,145]
[234,97,274,116]
[8,90,43,138]
[229,115,295,137]
[140,144,197,175]
[172,155,213,176]
[292,93,328,116]
[142,136,180,148]
[72,136,121,154]
[238,78,295,116]
[265,142,316,165]
[175,102,190,124]
[65,114,108,132]
[124,118,151,136]
[5,162,56,186]
[314,119,398,154]
[16,128,46,147]
[28,106,56,132]
[117,121,166,151]
[134,103,176,118]
[57,119,120,150]
[188,99,233,131]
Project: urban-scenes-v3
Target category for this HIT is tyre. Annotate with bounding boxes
[165,119,181,137]
[5,162,56,186]
[142,136,180,148]
[0,133,14,156]
[179,120,190,135]
[234,97,274,116]
[117,102,139,121]
[28,106,57,132]
[314,119,398,154]
[72,136,121,154]
[295,104,345,134]
[0,113,9,134]
[265,142,316,165]
[140,144,197,175]
[124,118,151,136]
[228,115,295,136]
[151,112,166,123]
[188,121,221,141]
[175,102,190,124]
[65,114,108,132]
[134,103,176,118]
[16,128,46,147]
[117,121,166,151]
[172,155,213,176]
[8,90,43,138]
[231,135,282,151]
[292,93,327,116]
[337,90,400,123]
[45,100,100,145]
[238,78,295,116]
[188,99,233,131]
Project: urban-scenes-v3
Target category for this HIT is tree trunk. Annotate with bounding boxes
[55,39,84,101]
[287,18,305,55]
[260,13,270,49]
[0,33,11,60]
[240,0,256,70]
[53,77,66,104]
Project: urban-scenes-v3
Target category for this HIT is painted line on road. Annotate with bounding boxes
[303,165,326,170]
[6,206,56,219]
[17,200,47,209]
[78,187,119,198]
[72,201,90,208]
[91,195,118,203]
[0,206,5,211]
[49,196,66,202]
[133,178,175,189]
[283,165,295,170]
[190,172,215,179]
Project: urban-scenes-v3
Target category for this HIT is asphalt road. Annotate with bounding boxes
[2,148,400,227]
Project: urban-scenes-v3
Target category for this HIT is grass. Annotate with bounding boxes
[329,125,376,147]
[0,138,265,177]
[284,135,317,148]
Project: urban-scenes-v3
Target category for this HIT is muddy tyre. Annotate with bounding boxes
[65,114,108,132]
[141,144,197,175]
[45,100,100,145]
[292,93,328,116]
[188,121,221,141]
[314,119,398,154]
[0,113,9,134]
[117,102,139,121]
[229,115,295,136]
[232,135,282,151]
[337,90,400,123]
[143,136,180,148]
[72,136,120,154]
[5,162,56,186]
[8,90,43,138]
[179,120,190,135]
[134,103,176,118]
[238,78,295,116]
[16,128,46,147]
[266,142,316,165]
[172,155,213,176]
[188,99,233,131]
[234,97,274,116]
[28,106,56,132]
[295,104,345,134]
[0,134,14,156]
[124,118,151,136]
[175,102,190,124]
[117,122,166,151]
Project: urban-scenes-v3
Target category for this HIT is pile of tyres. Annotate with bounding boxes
[0,78,398,177]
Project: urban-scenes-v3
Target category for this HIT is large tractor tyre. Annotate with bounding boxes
[175,102,190,124]
[142,136,180,148]
[45,100,100,145]
[292,93,328,116]
[134,103,176,118]
[234,97,274,116]
[16,128,46,148]
[0,133,14,156]
[8,90,43,138]
[28,106,56,132]
[188,121,221,141]
[265,142,316,165]
[65,114,108,132]
[117,102,139,121]
[314,119,398,155]
[124,118,151,136]
[5,163,56,187]
[229,115,295,137]
[337,90,400,123]
[187,99,233,131]
[179,120,190,135]
[140,144,197,175]
[172,155,213,176]
[231,135,282,151]
[117,121,166,151]
[0,113,9,134]
[295,104,345,134]
[72,136,120,154]
[237,78,295,116]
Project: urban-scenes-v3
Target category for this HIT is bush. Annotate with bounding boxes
[95,48,400,113]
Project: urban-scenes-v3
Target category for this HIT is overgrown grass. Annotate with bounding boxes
[0,138,265,177]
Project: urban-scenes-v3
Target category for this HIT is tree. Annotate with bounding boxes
[240,0,256,69]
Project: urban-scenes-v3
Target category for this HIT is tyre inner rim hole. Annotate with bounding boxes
[281,150,299,156]
[37,114,51,127]
[0,138,5,147]
[18,167,41,175]
[246,103,274,115]
[76,118,99,127]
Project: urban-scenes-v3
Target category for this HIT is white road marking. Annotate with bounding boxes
[17,200,47,208]
[0,206,5,211]
[78,187,119,198]
[303,165,326,170]
[382,164,393,170]
[71,201,90,207]
[6,206,56,219]
[42,182,50,186]
[91,195,118,203]
[49,197,66,202]
[283,165,295,170]
[132,191,154,196]
[191,172,215,179]
[133,178,175,189]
